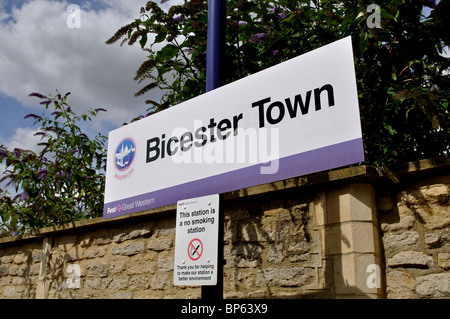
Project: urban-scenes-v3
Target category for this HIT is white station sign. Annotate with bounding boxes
[173,194,220,286]
[103,36,364,219]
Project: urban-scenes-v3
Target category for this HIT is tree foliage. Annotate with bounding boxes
[107,0,449,167]
[0,92,107,237]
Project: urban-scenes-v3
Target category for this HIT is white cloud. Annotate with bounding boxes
[0,0,162,129]
[0,126,44,153]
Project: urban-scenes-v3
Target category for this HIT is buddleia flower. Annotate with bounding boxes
[24,113,42,120]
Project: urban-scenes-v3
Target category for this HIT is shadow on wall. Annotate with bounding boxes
[221,185,382,299]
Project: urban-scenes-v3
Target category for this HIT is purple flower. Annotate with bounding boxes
[238,21,247,27]
[249,33,267,43]
[12,231,18,236]
[277,13,287,20]
[95,107,107,112]
[50,110,61,116]
[256,33,266,39]
[29,92,47,99]
[34,131,46,136]
[273,7,280,14]
[20,190,28,201]
[0,150,7,158]
[430,84,441,93]
[40,173,47,181]
[272,50,280,56]
[173,15,181,22]
[66,106,72,113]
[24,113,42,120]
[36,169,47,175]
[13,148,21,158]
[56,171,68,178]
[39,100,52,105]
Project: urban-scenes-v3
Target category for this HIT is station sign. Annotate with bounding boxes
[103,36,364,219]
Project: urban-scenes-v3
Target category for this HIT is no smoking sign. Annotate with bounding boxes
[174,194,219,286]
[188,238,203,261]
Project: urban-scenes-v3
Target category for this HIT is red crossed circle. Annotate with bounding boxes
[188,238,203,261]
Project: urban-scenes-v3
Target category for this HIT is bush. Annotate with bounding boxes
[0,92,107,237]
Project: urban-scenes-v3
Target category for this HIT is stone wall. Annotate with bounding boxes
[376,160,450,298]
[0,157,448,299]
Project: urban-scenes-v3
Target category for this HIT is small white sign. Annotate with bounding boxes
[174,194,219,286]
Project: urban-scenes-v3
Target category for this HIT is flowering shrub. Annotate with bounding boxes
[0,92,107,237]
[107,0,449,167]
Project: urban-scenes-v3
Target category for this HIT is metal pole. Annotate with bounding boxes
[205,0,226,92]
[202,0,226,301]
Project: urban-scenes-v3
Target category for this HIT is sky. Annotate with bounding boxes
[0,0,181,155]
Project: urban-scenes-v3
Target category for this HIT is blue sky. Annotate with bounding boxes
[0,0,175,154]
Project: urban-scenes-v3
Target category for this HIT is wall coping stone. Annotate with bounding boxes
[1,156,448,246]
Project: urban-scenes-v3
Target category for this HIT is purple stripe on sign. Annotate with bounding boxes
[103,138,364,219]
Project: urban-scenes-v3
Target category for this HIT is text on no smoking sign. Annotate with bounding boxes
[174,194,219,286]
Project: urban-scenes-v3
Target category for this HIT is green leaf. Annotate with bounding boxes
[154,30,167,44]
[157,44,178,60]
[139,33,148,49]
[384,123,396,135]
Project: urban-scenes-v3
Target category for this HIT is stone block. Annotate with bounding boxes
[108,277,129,290]
[387,251,433,268]
[438,253,450,270]
[424,233,441,248]
[114,228,152,243]
[147,238,173,251]
[157,251,174,272]
[13,253,29,264]
[415,273,450,298]
[151,273,170,290]
[86,261,109,277]
[386,270,415,299]
[0,265,8,277]
[327,184,376,224]
[83,247,106,259]
[325,222,377,254]
[111,241,145,256]
[333,253,381,296]
[383,231,420,252]
[1,255,14,264]
[129,275,151,290]
[256,266,315,287]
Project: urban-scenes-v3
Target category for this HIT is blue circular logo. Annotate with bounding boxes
[114,138,136,172]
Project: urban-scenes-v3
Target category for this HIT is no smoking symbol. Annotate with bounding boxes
[188,238,203,261]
